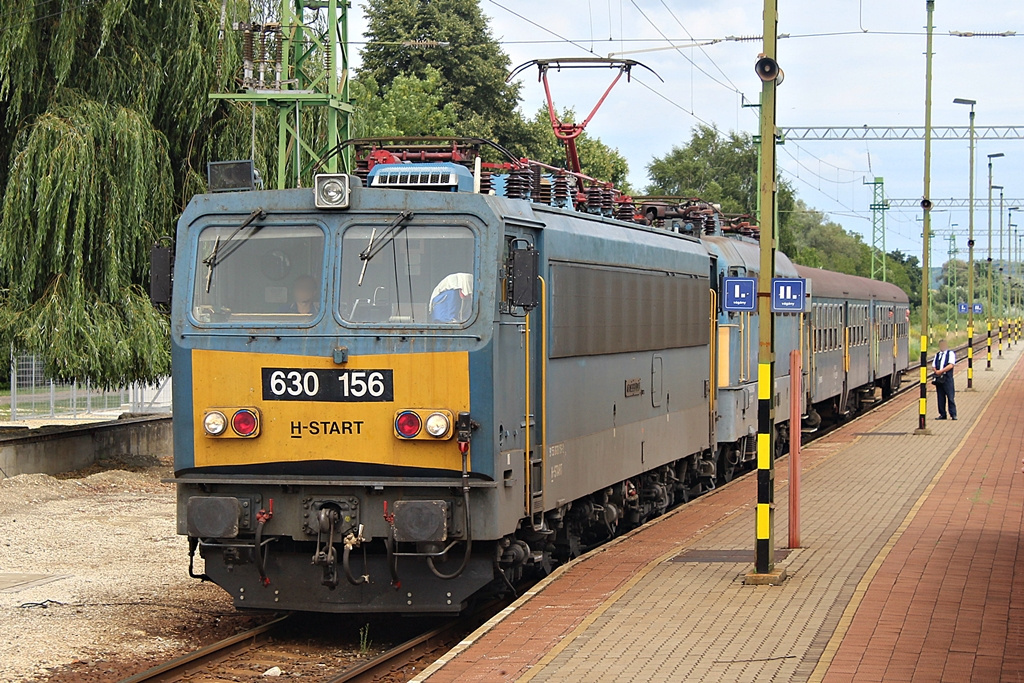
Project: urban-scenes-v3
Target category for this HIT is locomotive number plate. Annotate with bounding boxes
[261,368,394,402]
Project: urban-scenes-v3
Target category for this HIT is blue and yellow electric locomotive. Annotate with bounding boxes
[168,144,908,614]
[171,150,718,613]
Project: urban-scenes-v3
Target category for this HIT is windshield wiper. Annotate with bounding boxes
[358,210,414,286]
[204,208,267,292]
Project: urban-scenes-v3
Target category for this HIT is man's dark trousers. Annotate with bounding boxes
[937,373,957,419]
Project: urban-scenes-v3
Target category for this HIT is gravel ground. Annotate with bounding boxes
[0,455,269,682]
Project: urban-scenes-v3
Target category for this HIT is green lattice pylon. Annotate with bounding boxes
[211,0,353,189]
[865,176,890,281]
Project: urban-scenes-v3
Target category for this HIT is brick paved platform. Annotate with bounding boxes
[414,344,1024,683]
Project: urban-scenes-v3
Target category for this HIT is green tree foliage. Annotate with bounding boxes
[0,0,256,385]
[359,0,521,145]
[645,124,796,228]
[351,69,459,138]
[784,201,921,306]
[886,250,922,307]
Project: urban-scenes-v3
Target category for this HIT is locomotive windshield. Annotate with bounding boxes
[191,224,326,324]
[340,224,476,325]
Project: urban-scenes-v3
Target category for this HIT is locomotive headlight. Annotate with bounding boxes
[424,412,451,438]
[203,411,228,436]
[314,173,351,209]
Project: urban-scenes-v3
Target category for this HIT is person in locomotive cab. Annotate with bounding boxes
[286,275,320,316]
[429,272,473,323]
[932,338,957,421]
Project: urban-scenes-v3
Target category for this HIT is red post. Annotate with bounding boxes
[789,349,802,549]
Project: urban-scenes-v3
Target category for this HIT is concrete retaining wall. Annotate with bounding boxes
[0,416,173,479]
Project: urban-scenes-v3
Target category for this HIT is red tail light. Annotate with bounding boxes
[231,409,259,437]
[395,411,422,438]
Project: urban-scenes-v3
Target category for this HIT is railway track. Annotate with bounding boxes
[120,615,292,682]
[119,600,506,683]
[324,602,503,683]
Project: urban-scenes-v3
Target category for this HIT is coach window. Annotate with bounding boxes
[192,224,326,325]
[821,305,827,351]
[815,304,822,351]
[830,306,835,349]
[339,224,476,325]
[834,306,839,350]
[821,305,826,351]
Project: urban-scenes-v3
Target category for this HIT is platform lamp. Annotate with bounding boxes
[953,98,977,387]
[986,153,1004,369]
[1010,206,1021,346]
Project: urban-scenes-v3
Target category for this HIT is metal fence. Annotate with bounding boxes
[2,353,172,422]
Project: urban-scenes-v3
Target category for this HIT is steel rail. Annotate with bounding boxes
[327,599,507,683]
[118,614,291,683]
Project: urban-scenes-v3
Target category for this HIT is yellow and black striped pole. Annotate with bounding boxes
[987,318,993,369]
[916,0,934,435]
[753,0,779,578]
[967,321,974,388]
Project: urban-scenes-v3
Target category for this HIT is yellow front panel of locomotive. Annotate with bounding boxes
[191,349,470,471]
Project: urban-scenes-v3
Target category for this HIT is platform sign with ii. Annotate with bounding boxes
[723,277,757,312]
[974,303,984,314]
[771,278,807,312]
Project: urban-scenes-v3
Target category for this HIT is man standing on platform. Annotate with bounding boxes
[933,338,957,421]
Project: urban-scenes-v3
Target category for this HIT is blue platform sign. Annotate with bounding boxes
[974,303,984,314]
[771,278,807,312]
[723,277,757,312]
[958,303,969,314]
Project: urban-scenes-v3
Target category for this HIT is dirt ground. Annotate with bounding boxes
[0,455,274,682]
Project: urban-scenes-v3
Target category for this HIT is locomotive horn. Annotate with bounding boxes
[755,56,781,82]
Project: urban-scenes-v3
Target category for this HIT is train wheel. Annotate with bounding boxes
[775,424,788,459]
[717,445,740,485]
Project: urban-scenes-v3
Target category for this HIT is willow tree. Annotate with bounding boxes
[0,0,260,385]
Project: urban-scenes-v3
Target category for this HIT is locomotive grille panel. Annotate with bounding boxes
[549,263,709,358]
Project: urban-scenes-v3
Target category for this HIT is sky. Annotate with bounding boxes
[346,1,1024,263]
